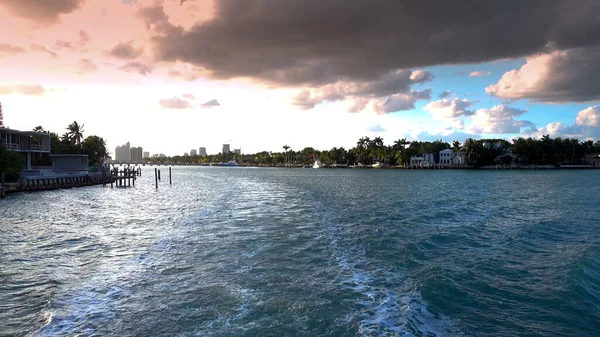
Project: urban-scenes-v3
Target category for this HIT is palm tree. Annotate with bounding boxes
[283,144,290,166]
[392,138,410,165]
[370,137,384,163]
[356,136,370,164]
[67,121,85,146]
[32,126,46,133]
[452,140,461,153]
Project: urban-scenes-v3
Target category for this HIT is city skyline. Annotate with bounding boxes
[0,1,599,156]
[114,140,242,160]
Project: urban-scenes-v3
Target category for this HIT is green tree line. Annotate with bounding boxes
[32,121,109,166]
[143,135,600,167]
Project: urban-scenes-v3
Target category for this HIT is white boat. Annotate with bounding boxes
[372,161,384,169]
[313,155,323,169]
[219,158,239,167]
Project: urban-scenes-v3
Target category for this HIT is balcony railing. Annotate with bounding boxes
[5,143,18,150]
[30,144,49,151]
[4,143,50,152]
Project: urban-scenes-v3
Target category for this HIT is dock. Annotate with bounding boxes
[0,167,143,197]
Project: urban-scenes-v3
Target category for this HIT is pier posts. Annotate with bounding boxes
[155,168,158,189]
[158,170,161,181]
[1,172,4,198]
[169,167,172,185]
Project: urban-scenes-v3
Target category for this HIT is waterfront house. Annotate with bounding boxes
[585,153,600,167]
[0,128,51,170]
[453,152,467,165]
[410,153,435,168]
[439,149,454,165]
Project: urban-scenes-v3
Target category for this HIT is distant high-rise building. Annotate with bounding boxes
[131,147,143,162]
[190,149,197,156]
[184,152,189,156]
[0,101,4,127]
[199,147,207,157]
[143,151,150,159]
[115,142,131,161]
[159,153,166,158]
[222,144,230,154]
[234,148,241,155]
[152,154,158,158]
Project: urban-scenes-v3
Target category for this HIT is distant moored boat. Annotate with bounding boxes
[219,158,239,167]
[313,155,323,169]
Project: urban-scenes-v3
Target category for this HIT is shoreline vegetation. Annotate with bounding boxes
[116,136,600,170]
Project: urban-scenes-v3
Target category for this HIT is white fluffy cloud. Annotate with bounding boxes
[535,122,584,138]
[486,47,600,103]
[469,71,491,77]
[532,105,600,139]
[468,105,535,134]
[423,98,475,119]
[575,105,600,126]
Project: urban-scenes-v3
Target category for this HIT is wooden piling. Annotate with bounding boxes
[1,172,4,198]
[158,169,161,181]
[155,167,158,189]
[169,167,172,185]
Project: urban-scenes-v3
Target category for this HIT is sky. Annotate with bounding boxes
[1,0,600,156]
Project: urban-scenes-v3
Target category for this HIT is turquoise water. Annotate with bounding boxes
[1,168,599,336]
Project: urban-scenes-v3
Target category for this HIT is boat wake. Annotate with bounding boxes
[318,206,463,336]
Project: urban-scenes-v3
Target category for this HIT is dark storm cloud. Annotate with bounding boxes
[292,69,433,112]
[141,0,600,86]
[0,0,84,24]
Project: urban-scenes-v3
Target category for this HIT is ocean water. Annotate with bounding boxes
[1,167,599,336]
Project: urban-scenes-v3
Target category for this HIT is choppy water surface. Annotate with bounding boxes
[1,168,600,336]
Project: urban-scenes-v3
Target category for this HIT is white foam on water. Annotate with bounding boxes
[34,284,123,336]
[202,285,263,335]
[33,207,216,336]
[336,255,464,337]
[323,217,464,337]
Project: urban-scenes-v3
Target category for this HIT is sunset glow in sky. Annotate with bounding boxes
[1,0,600,155]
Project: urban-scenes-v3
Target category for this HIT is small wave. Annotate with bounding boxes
[336,261,463,337]
[35,284,124,336]
[318,206,463,336]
